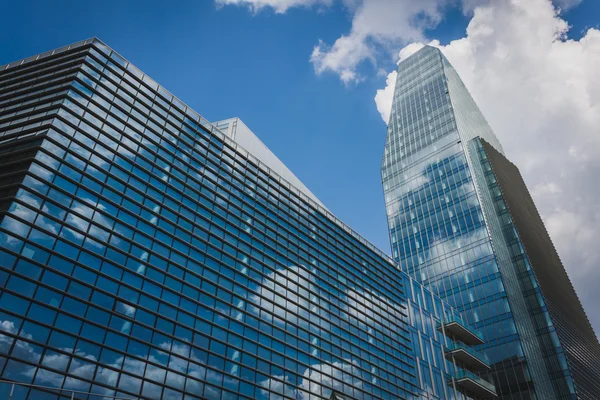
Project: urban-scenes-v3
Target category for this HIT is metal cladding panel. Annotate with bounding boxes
[481,139,600,399]
[212,117,327,210]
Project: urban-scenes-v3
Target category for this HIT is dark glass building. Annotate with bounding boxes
[382,45,600,399]
[473,138,600,400]
[0,39,495,399]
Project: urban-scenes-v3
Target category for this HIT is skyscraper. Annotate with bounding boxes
[382,45,600,399]
[0,39,495,399]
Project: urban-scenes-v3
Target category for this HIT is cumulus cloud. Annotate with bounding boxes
[375,0,600,331]
[216,0,447,83]
[216,0,588,85]
[374,71,397,124]
[310,0,445,83]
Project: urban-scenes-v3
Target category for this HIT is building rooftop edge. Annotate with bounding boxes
[212,117,327,210]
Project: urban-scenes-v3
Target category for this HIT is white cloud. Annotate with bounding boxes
[375,0,600,331]
[531,182,562,197]
[397,42,427,62]
[217,0,446,83]
[310,0,445,83]
[374,71,396,124]
[214,0,332,14]
[554,0,583,11]
[216,0,587,85]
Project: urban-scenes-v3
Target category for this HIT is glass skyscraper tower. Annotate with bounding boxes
[0,39,498,400]
[382,45,600,399]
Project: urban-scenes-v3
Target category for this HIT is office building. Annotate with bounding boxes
[381,45,600,399]
[0,39,494,399]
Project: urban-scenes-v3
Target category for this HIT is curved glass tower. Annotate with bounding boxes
[381,45,600,399]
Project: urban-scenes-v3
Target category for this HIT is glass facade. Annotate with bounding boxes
[0,39,494,400]
[382,45,600,399]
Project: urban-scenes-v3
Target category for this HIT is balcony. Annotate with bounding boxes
[438,316,484,345]
[445,341,491,371]
[449,370,497,398]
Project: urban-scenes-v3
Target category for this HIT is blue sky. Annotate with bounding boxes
[1,1,599,300]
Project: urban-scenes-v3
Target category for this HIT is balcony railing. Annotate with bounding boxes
[438,315,484,345]
[0,379,133,399]
[450,370,497,398]
[445,341,491,371]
